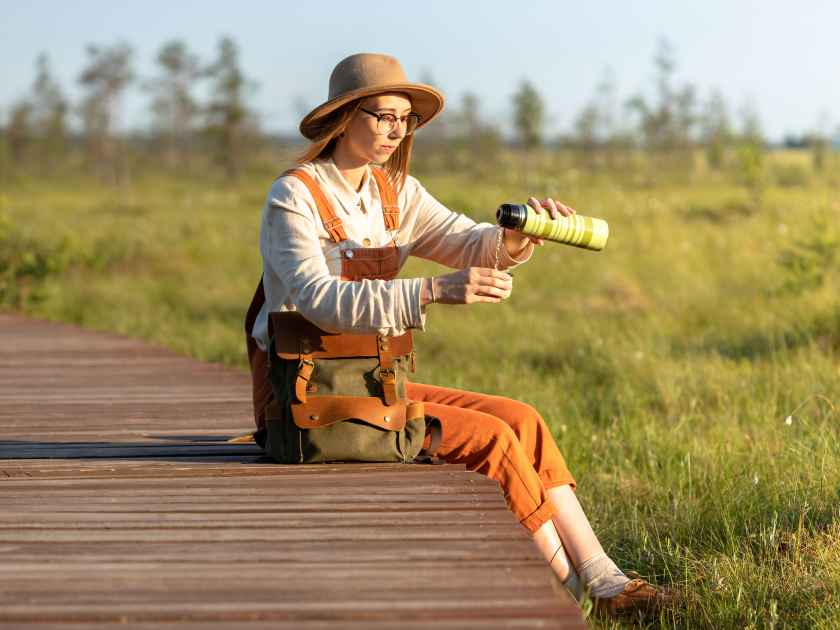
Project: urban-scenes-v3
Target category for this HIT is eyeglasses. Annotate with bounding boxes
[359,108,422,135]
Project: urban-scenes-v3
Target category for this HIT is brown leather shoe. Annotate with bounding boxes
[591,576,678,618]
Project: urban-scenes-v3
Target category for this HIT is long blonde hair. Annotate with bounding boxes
[296,95,415,193]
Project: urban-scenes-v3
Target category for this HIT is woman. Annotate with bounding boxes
[248,53,674,618]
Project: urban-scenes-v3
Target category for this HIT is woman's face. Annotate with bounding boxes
[340,92,413,163]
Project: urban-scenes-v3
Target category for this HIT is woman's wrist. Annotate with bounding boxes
[503,228,530,259]
[420,277,436,306]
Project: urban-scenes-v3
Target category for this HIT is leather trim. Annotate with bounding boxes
[294,356,314,403]
[290,396,424,431]
[270,311,412,359]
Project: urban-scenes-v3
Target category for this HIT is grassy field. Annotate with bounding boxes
[2,149,839,628]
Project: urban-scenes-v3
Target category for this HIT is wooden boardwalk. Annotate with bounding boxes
[0,313,585,628]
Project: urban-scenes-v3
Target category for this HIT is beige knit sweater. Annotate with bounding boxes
[251,156,532,349]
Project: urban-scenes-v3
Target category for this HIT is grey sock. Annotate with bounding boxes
[577,552,630,599]
[548,543,584,601]
[563,567,584,601]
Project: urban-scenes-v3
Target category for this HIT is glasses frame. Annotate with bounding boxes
[359,107,422,136]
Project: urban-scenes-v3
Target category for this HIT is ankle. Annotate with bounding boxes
[577,552,630,599]
[548,544,571,582]
[563,568,583,601]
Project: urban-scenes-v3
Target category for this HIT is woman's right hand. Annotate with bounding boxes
[421,268,513,305]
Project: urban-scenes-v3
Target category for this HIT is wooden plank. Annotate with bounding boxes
[0,460,468,479]
[1,445,263,458]
[0,512,516,528]
[0,539,539,563]
[0,524,531,543]
[0,603,583,627]
[0,471,497,489]
[0,313,585,628]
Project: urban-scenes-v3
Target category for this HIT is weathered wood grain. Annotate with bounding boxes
[0,313,585,628]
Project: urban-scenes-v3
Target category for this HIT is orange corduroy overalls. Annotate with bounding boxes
[245,166,575,533]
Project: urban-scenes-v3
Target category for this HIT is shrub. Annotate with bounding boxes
[771,162,811,188]
[777,215,838,294]
[0,211,72,307]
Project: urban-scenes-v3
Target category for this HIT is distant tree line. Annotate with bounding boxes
[1,36,836,183]
[0,36,258,183]
[562,38,777,174]
[417,38,829,180]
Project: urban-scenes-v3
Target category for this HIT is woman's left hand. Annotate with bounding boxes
[504,196,577,254]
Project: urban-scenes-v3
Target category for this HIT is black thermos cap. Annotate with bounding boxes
[496,204,527,229]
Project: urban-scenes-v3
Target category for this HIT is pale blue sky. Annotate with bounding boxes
[2,1,839,141]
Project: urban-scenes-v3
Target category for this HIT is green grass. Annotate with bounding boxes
[3,150,839,628]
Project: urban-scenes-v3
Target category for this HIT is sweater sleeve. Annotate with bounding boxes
[260,176,425,336]
[402,175,534,270]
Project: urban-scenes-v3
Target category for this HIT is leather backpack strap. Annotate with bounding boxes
[284,168,348,243]
[294,355,315,404]
[245,276,266,363]
[370,167,400,231]
[376,335,398,405]
[244,276,273,430]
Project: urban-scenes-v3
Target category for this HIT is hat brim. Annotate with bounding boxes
[299,83,444,140]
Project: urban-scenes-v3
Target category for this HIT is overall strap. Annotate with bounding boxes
[370,167,400,231]
[285,168,348,243]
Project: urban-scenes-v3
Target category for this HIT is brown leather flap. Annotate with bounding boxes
[270,311,413,359]
[291,396,424,431]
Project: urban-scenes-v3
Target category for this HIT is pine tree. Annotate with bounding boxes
[204,36,258,181]
[701,90,732,170]
[451,92,502,171]
[78,43,134,180]
[146,40,201,169]
[626,38,697,154]
[7,100,34,165]
[512,80,545,150]
[31,53,68,172]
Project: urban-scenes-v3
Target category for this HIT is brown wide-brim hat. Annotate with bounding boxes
[299,53,445,140]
